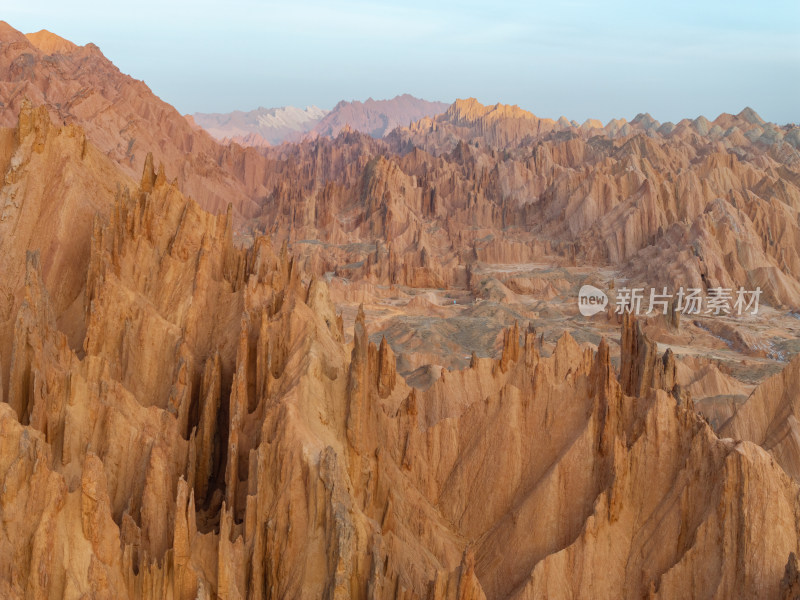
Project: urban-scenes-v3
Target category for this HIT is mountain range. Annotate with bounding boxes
[191,94,450,146]
[191,104,327,145]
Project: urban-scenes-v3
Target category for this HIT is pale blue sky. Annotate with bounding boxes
[5,0,799,124]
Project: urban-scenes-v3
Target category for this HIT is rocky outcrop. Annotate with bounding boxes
[0,98,131,396]
[254,96,800,308]
[619,313,679,399]
[719,354,800,480]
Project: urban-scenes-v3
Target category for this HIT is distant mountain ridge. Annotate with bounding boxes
[312,94,450,139]
[390,97,800,154]
[192,94,450,146]
[192,105,327,146]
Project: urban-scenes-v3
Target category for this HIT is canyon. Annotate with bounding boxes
[1,21,800,600]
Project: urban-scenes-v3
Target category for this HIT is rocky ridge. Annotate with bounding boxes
[312,94,450,139]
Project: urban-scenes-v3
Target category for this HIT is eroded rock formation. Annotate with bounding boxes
[3,21,799,309]
[1,108,800,599]
[2,22,800,600]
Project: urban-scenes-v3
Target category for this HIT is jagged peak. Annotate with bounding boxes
[445,98,538,123]
[356,303,366,326]
[25,29,78,54]
[141,152,156,192]
[155,162,167,187]
[580,118,604,130]
[692,115,711,136]
[737,106,765,125]
[630,112,660,130]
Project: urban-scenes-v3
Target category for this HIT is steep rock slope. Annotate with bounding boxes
[0,21,267,217]
[720,355,800,480]
[0,99,133,391]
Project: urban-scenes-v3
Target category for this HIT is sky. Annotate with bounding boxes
[5,0,799,124]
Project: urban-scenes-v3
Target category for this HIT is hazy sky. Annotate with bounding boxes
[5,1,799,124]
